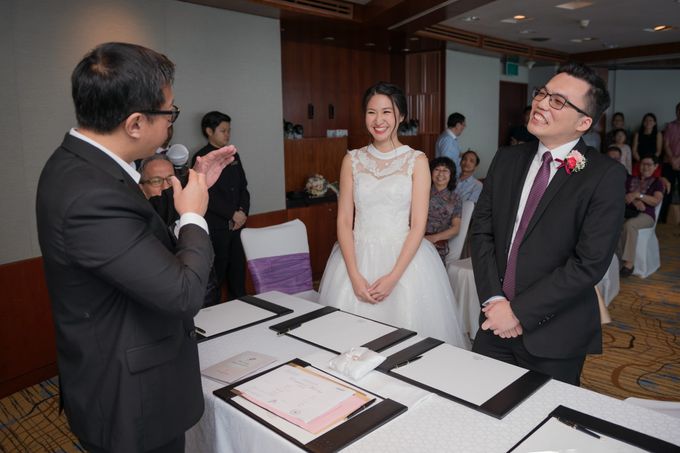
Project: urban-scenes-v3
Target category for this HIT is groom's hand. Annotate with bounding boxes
[481,299,522,336]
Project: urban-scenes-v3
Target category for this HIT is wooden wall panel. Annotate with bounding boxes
[0,257,57,398]
[287,203,338,281]
[284,137,348,192]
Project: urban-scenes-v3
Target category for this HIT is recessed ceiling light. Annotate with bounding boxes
[513,15,526,20]
[502,16,532,24]
[570,38,583,43]
[322,36,335,41]
[461,16,480,22]
[644,25,674,32]
[556,1,593,10]
[365,42,376,47]
[519,29,536,34]
[409,36,420,41]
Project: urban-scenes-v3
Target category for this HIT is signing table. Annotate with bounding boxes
[186,291,680,453]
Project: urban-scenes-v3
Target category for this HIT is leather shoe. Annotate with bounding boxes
[620,266,634,278]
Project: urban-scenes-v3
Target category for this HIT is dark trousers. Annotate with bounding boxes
[80,433,185,453]
[472,328,585,386]
[209,226,246,300]
[660,163,679,223]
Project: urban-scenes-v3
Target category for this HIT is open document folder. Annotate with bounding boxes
[233,363,374,434]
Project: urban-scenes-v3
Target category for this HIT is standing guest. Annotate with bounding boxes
[192,111,249,300]
[455,149,483,203]
[661,101,680,223]
[604,112,630,147]
[319,82,469,348]
[36,42,234,453]
[139,154,175,198]
[612,128,633,174]
[435,112,466,177]
[619,156,664,277]
[470,62,625,385]
[425,157,462,263]
[632,113,663,177]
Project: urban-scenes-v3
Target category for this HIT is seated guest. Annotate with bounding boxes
[604,112,630,147]
[619,156,664,277]
[139,154,174,199]
[632,113,663,177]
[605,145,623,163]
[455,149,483,203]
[425,157,462,263]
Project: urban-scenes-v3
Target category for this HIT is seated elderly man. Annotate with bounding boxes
[454,149,483,203]
[139,154,175,198]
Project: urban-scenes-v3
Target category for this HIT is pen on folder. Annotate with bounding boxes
[195,326,206,335]
[394,355,423,369]
[345,399,376,420]
[557,417,601,439]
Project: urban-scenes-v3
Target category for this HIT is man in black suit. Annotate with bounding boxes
[470,62,626,385]
[36,42,233,452]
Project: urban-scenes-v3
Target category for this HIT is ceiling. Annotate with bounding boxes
[182,0,680,68]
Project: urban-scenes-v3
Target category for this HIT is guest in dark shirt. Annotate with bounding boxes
[192,111,250,299]
[632,113,663,177]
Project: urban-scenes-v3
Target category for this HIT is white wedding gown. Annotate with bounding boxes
[319,145,470,349]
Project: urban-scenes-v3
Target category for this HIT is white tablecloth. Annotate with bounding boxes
[186,291,680,453]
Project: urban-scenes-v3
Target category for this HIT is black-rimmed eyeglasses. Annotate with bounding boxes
[140,104,180,124]
[532,88,590,117]
[141,176,174,187]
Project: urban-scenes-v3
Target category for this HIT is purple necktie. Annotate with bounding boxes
[503,151,553,301]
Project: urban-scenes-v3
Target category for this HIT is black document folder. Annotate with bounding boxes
[195,295,293,342]
[507,405,680,452]
[378,337,550,419]
[269,306,416,353]
[213,358,407,453]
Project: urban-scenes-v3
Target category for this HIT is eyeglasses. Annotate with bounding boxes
[140,104,180,124]
[141,176,174,187]
[532,88,590,117]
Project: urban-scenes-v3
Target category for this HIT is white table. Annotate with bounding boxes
[186,291,680,453]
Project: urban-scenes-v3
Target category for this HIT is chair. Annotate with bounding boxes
[240,219,319,302]
[633,201,662,278]
[446,257,480,340]
[596,254,620,307]
[445,201,475,264]
[624,397,680,419]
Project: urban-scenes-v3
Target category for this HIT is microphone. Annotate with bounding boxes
[166,144,189,185]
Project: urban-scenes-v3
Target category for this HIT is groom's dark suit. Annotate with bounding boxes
[471,139,625,376]
[36,134,214,452]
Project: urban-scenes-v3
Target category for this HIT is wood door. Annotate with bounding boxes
[498,81,528,147]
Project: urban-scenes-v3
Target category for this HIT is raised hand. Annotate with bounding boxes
[171,169,208,216]
[193,145,237,188]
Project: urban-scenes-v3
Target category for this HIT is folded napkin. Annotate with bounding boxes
[328,347,386,381]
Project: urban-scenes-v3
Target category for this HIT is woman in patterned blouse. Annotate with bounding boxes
[425,156,463,263]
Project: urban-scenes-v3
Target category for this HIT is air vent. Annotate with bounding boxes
[417,25,481,47]
[482,37,531,56]
[264,0,353,19]
[532,47,568,62]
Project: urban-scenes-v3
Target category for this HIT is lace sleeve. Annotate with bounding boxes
[406,150,424,177]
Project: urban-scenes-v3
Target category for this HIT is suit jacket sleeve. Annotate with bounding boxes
[62,186,213,318]
[512,161,626,330]
[470,151,504,303]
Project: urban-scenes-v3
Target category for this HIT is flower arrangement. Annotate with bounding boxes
[556,150,587,174]
[305,174,328,197]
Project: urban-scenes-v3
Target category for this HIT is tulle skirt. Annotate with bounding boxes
[319,234,471,350]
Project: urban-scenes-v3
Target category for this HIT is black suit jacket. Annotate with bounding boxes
[36,134,214,452]
[471,139,626,359]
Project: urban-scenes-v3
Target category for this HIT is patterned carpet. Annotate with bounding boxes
[581,223,680,400]
[1,224,679,452]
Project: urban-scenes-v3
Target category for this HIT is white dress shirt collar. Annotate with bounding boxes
[447,128,458,140]
[69,128,141,183]
[536,138,580,164]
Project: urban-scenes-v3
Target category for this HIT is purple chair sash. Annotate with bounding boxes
[248,252,313,295]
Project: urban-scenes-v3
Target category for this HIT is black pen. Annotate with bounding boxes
[393,355,423,369]
[195,326,206,335]
[345,398,376,420]
[557,417,601,439]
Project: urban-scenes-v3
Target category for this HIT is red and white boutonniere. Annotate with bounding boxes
[556,150,586,174]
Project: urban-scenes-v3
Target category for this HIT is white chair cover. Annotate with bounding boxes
[446,201,475,264]
[596,254,620,307]
[633,201,662,278]
[446,257,479,340]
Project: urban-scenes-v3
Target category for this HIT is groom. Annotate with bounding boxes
[470,62,625,385]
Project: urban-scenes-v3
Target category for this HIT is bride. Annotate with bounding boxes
[319,82,470,349]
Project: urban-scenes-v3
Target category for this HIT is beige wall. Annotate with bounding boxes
[0,0,285,264]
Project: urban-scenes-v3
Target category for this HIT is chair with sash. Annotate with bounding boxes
[240,219,319,302]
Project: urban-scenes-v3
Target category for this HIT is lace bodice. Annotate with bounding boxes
[349,145,422,240]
